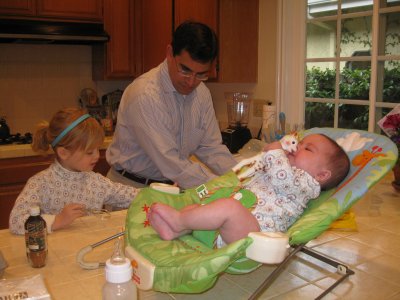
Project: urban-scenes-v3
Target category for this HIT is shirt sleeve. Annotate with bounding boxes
[192,98,237,176]
[98,174,140,209]
[9,175,44,235]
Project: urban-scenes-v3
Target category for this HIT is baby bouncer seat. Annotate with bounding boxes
[124,128,398,298]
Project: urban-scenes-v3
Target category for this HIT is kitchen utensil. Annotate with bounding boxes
[279,112,286,136]
[222,92,252,153]
[0,117,10,140]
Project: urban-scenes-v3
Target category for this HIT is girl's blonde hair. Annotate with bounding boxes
[32,107,105,155]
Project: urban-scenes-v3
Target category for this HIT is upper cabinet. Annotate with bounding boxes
[0,0,103,22]
[92,0,135,80]
[219,0,258,82]
[135,0,258,83]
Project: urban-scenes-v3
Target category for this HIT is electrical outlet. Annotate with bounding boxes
[253,99,266,117]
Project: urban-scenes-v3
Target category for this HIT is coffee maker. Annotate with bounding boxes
[221,92,252,153]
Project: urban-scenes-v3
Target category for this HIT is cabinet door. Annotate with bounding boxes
[135,0,172,74]
[174,0,218,79]
[37,0,103,21]
[93,0,135,80]
[0,0,36,16]
[174,0,218,33]
[218,0,258,82]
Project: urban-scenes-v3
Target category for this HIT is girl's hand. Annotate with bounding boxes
[52,203,86,231]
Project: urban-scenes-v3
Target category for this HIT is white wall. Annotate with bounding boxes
[0,44,130,134]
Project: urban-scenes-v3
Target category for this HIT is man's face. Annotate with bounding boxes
[167,46,212,95]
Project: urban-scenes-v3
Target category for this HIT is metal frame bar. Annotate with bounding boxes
[248,244,355,300]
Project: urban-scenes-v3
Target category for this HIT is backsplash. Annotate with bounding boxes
[0,44,130,134]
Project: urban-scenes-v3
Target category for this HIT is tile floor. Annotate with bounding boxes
[140,172,400,300]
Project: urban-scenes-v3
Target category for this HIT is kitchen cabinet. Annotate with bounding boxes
[92,0,136,80]
[0,150,109,230]
[0,0,103,22]
[135,0,258,83]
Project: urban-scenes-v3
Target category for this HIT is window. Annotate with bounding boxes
[278,0,400,133]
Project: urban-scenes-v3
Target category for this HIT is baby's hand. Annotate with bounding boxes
[52,203,86,231]
[263,141,282,152]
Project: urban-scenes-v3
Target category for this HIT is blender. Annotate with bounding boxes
[221,92,252,153]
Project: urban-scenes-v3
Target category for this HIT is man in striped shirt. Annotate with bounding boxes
[106,21,237,189]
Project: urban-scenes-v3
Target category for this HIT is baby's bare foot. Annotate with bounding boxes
[148,204,179,241]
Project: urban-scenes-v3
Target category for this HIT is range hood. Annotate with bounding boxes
[0,19,109,44]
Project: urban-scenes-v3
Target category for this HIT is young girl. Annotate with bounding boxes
[9,108,139,235]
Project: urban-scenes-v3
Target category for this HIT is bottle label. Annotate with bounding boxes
[25,221,47,252]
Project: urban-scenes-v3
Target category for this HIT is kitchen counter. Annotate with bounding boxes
[2,209,237,300]
[0,210,127,300]
[0,136,113,159]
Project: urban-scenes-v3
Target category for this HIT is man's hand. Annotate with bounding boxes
[52,203,86,231]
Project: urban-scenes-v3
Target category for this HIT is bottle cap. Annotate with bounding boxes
[29,206,41,216]
[105,258,132,283]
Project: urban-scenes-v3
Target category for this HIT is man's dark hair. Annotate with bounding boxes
[171,21,218,63]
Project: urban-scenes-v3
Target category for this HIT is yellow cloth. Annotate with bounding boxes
[329,209,358,231]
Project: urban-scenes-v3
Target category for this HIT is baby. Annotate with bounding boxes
[149,133,350,246]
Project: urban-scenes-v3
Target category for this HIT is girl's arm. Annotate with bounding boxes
[9,178,43,235]
[100,175,140,210]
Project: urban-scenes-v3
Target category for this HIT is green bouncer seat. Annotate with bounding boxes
[125,128,398,294]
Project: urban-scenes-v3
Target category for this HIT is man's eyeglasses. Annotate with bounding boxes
[174,57,209,81]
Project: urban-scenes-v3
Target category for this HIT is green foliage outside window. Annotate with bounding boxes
[305,66,400,129]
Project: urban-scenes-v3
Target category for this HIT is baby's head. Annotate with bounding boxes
[287,133,350,190]
[32,108,104,155]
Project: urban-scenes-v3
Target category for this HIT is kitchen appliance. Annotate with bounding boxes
[0,19,109,44]
[0,132,33,145]
[221,92,252,153]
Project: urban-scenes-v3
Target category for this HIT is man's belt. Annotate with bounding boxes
[116,169,174,185]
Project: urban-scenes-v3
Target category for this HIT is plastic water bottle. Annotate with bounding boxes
[102,238,137,300]
[24,206,47,268]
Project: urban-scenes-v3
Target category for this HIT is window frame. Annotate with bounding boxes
[278,0,400,132]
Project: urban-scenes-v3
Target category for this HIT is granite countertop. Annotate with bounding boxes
[0,136,113,159]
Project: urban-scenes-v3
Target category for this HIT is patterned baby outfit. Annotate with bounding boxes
[9,160,139,235]
[243,149,321,232]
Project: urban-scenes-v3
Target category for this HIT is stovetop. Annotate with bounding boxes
[0,133,32,145]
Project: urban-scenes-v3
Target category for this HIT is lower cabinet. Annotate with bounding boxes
[0,149,109,230]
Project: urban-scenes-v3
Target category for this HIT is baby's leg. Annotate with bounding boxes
[152,199,260,244]
[149,203,189,240]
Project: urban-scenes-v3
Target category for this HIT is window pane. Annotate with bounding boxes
[378,60,400,103]
[379,12,400,56]
[341,0,372,13]
[306,63,336,98]
[307,0,338,18]
[380,0,400,9]
[307,21,337,58]
[305,102,334,129]
[340,61,371,100]
[341,16,372,57]
[338,104,369,129]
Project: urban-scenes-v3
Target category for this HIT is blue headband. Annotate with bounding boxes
[51,114,91,148]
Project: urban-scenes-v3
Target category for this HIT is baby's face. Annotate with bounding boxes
[287,134,332,179]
